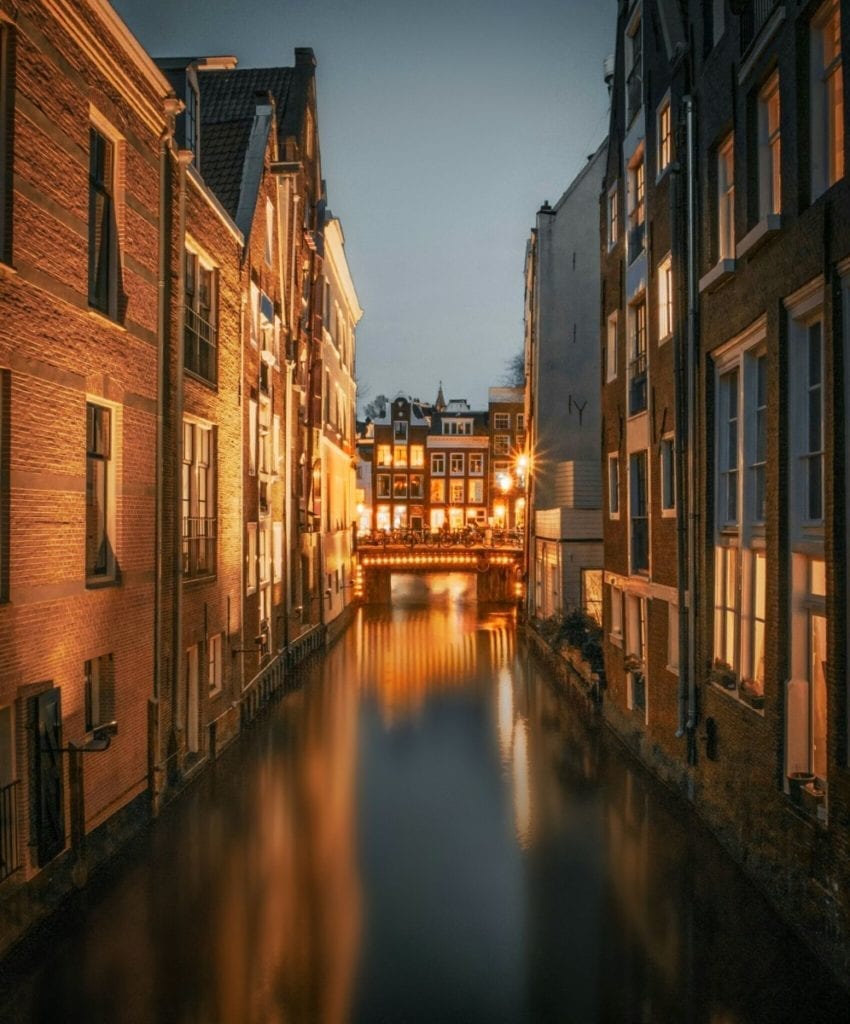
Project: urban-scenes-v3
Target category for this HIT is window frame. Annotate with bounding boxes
[85,400,116,583]
[608,453,620,519]
[656,93,672,178]
[88,121,121,317]
[809,0,844,201]
[657,254,673,343]
[629,450,649,575]
[717,133,736,261]
[182,419,216,580]
[607,181,619,251]
[758,71,781,219]
[660,434,676,515]
[184,245,218,385]
[208,633,223,696]
[449,453,465,476]
[606,310,618,382]
[493,412,510,431]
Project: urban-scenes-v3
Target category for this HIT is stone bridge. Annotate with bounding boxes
[356,544,524,604]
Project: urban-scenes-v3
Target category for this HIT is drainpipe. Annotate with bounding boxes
[684,94,699,741]
[172,149,193,763]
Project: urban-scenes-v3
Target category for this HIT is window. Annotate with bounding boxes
[516,414,525,435]
[208,634,222,695]
[0,24,10,262]
[626,13,642,124]
[627,153,646,263]
[493,435,510,455]
[273,522,283,581]
[377,444,392,467]
[469,454,483,475]
[751,354,767,523]
[410,445,424,468]
[443,419,472,435]
[393,420,408,442]
[606,311,618,381]
[657,256,673,341]
[182,421,215,578]
[246,523,257,594]
[718,368,739,527]
[629,451,649,574]
[264,199,274,266]
[376,474,391,499]
[803,323,824,523]
[711,0,725,47]
[450,453,464,476]
[393,475,408,499]
[450,481,464,503]
[660,436,676,512]
[607,182,619,249]
[758,72,781,218]
[582,570,603,624]
[88,126,117,314]
[84,654,114,732]
[410,473,424,499]
[493,413,510,430]
[185,81,199,162]
[184,250,217,384]
[248,399,257,477]
[430,478,445,503]
[431,453,445,475]
[810,1,844,200]
[714,545,738,672]
[86,403,113,579]
[628,298,647,415]
[608,454,620,518]
[626,594,647,717]
[609,585,623,644]
[717,134,735,260]
[393,445,408,468]
[657,96,672,175]
[468,479,483,503]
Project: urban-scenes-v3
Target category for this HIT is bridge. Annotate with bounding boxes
[355,541,524,604]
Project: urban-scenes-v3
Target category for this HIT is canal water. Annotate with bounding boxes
[0,574,845,1023]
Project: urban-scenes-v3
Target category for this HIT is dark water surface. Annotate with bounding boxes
[0,575,845,1023]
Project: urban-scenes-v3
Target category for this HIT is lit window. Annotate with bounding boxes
[608,584,623,644]
[493,435,510,455]
[717,134,735,260]
[450,453,465,476]
[182,421,216,578]
[410,445,424,468]
[430,478,445,503]
[450,481,464,503]
[208,634,222,695]
[377,444,392,467]
[810,1,844,199]
[86,403,113,579]
[758,72,781,217]
[714,545,738,672]
[393,475,408,499]
[84,654,114,732]
[657,255,673,341]
[606,311,618,381]
[608,453,620,518]
[657,97,672,174]
[469,454,484,475]
[468,479,483,503]
[393,445,408,468]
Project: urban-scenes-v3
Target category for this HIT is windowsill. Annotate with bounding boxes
[661,508,677,518]
[85,575,119,590]
[699,259,736,294]
[609,513,620,521]
[655,164,672,185]
[608,633,623,648]
[87,306,126,332]
[736,215,781,260]
[709,679,765,715]
[657,332,672,345]
[185,368,218,390]
[627,407,648,420]
[605,375,618,385]
[183,573,217,587]
[209,688,222,700]
[0,259,17,276]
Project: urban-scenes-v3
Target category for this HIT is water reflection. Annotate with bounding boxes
[0,586,845,1023]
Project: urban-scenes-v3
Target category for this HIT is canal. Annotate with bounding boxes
[0,575,845,1022]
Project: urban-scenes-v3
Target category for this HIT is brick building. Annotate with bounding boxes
[600,0,850,980]
[487,386,525,530]
[371,395,431,532]
[428,398,490,532]
[0,0,175,909]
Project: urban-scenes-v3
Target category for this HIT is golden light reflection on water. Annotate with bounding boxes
[356,573,516,725]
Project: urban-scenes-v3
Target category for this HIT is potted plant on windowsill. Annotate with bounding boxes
[710,658,737,691]
[738,678,765,710]
[623,652,643,675]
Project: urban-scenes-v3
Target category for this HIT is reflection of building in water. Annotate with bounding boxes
[209,653,361,1024]
[357,577,515,723]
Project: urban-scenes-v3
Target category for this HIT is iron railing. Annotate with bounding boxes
[741,0,781,53]
[184,306,217,384]
[0,780,22,882]
[182,516,217,577]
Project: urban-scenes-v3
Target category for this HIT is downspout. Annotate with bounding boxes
[172,149,192,761]
[152,113,175,812]
[684,94,699,742]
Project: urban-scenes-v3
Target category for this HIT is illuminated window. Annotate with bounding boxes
[430,478,445,502]
[182,421,216,578]
[810,1,843,199]
[393,445,408,468]
[657,255,673,341]
[393,475,408,498]
[468,479,483,503]
[493,413,510,430]
[184,249,217,384]
[450,481,464,503]
[377,444,392,467]
[450,453,464,475]
[469,454,483,475]
[410,445,424,468]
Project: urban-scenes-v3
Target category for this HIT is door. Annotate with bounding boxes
[186,646,200,754]
[31,689,65,867]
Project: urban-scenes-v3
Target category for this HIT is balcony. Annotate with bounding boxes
[628,351,647,415]
[741,0,781,54]
[184,306,217,385]
[182,516,217,577]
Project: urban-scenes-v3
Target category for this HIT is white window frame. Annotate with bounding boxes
[431,452,445,475]
[469,453,484,475]
[657,254,673,342]
[246,522,257,594]
[717,133,735,261]
[450,453,465,476]
[493,412,510,430]
[608,584,624,646]
[606,310,618,381]
[758,71,781,219]
[810,0,844,201]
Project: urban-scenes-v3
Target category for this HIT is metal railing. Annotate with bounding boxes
[628,351,648,414]
[182,516,217,577]
[741,0,781,53]
[184,305,217,384]
[0,780,22,882]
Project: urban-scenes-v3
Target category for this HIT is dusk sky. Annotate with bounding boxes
[114,0,614,411]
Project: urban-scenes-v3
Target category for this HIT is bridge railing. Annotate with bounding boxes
[357,528,523,550]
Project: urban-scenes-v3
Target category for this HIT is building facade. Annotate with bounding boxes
[600,0,850,980]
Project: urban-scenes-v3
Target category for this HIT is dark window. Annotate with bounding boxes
[629,300,648,414]
[185,81,198,162]
[630,451,649,573]
[86,403,111,578]
[0,24,12,263]
[88,128,115,313]
[184,251,217,384]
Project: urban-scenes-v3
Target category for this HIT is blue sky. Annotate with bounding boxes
[114,0,614,410]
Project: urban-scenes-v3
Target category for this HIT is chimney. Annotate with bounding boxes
[295,48,317,67]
